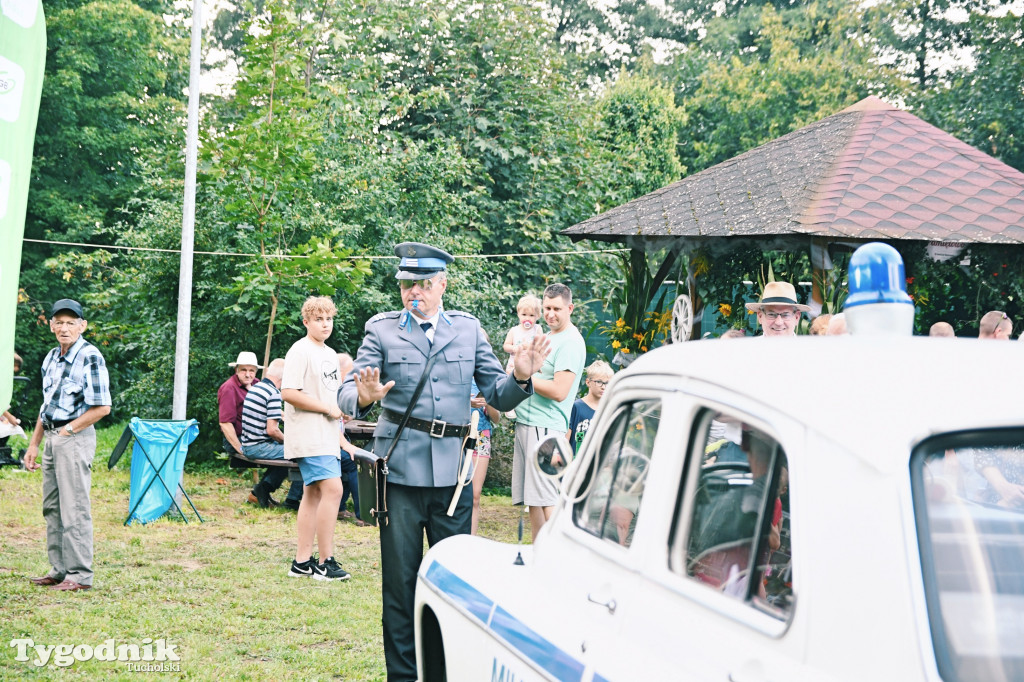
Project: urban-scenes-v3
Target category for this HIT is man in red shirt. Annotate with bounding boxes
[219,352,258,454]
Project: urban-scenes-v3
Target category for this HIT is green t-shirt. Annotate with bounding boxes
[516,324,586,431]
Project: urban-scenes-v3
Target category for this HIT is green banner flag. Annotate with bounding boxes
[0,0,45,413]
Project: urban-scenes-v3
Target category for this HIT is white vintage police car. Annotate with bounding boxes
[414,336,1024,682]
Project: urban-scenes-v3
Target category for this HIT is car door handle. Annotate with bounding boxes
[586,591,617,614]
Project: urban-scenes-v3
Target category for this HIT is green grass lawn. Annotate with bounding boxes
[0,424,525,680]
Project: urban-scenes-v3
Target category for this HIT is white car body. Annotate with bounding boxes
[415,336,1024,682]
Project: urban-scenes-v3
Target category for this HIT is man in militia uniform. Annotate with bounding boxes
[339,242,549,681]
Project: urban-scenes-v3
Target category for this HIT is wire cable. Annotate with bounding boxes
[22,237,628,260]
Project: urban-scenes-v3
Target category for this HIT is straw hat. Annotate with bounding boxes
[228,351,263,368]
[744,281,811,312]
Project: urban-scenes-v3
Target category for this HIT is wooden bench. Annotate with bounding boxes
[229,420,377,482]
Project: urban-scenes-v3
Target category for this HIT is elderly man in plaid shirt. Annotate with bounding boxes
[23,299,111,592]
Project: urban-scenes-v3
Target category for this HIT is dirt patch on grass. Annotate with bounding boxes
[159,558,204,571]
[476,498,525,543]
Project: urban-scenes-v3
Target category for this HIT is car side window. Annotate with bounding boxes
[572,399,661,548]
[682,410,792,618]
[913,434,1024,682]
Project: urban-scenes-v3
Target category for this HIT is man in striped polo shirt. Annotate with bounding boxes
[241,358,302,508]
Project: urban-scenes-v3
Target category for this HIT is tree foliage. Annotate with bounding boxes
[206,0,369,368]
[16,0,188,407]
[30,0,188,242]
[673,4,877,175]
[15,0,1024,457]
[328,0,612,260]
[910,11,1024,171]
[595,68,684,198]
[866,0,1011,89]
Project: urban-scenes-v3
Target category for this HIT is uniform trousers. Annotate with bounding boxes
[380,481,472,682]
[41,425,96,586]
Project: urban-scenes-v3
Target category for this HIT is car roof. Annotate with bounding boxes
[623,335,1024,473]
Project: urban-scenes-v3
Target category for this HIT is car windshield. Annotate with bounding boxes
[912,435,1024,682]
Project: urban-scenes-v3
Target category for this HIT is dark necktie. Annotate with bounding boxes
[420,321,432,344]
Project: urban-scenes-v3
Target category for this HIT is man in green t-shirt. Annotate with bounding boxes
[512,283,586,541]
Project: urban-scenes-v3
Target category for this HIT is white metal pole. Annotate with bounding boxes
[172,0,203,420]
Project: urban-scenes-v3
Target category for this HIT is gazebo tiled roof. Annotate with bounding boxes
[563,96,1024,247]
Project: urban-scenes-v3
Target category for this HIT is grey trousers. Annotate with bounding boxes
[41,425,95,585]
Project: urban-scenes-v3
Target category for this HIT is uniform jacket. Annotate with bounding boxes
[339,308,530,487]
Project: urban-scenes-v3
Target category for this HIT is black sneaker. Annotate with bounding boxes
[282,497,301,511]
[288,557,317,578]
[314,556,350,582]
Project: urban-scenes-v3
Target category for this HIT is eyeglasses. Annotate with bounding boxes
[762,310,798,321]
[995,312,1010,334]
[399,277,438,291]
[51,320,81,329]
[589,380,609,387]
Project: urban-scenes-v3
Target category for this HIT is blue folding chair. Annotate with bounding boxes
[108,418,203,525]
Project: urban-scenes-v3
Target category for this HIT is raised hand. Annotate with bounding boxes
[354,366,395,408]
[512,333,551,381]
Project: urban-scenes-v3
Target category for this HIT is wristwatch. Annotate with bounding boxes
[514,375,530,386]
[64,423,75,435]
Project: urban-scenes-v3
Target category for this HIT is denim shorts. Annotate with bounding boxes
[296,455,341,485]
[242,440,285,460]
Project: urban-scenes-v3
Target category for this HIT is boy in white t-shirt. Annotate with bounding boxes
[281,296,350,581]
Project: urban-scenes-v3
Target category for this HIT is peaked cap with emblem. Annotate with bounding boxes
[394,242,454,280]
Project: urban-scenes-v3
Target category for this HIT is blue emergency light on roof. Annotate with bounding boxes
[845,242,913,308]
[844,242,915,336]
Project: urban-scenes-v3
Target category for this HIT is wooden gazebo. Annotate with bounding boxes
[562,95,1024,322]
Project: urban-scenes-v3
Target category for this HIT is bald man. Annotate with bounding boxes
[978,311,1012,339]
[826,313,848,336]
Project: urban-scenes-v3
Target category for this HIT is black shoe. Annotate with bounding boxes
[314,556,350,581]
[288,557,317,578]
[282,497,301,511]
[251,484,272,508]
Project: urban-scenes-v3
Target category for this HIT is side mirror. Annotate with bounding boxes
[533,434,572,479]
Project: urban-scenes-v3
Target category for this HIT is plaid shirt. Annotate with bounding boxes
[39,336,112,423]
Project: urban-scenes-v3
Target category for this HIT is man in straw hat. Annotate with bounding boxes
[744,281,811,337]
[219,351,286,507]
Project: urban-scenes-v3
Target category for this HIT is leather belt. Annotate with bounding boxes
[381,409,469,439]
[42,418,72,431]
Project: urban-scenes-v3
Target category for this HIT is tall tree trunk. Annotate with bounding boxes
[916,0,930,89]
[263,292,278,376]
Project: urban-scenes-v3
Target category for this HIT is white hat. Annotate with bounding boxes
[744,281,811,312]
[228,351,263,369]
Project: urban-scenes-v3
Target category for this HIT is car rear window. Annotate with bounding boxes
[912,433,1024,681]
